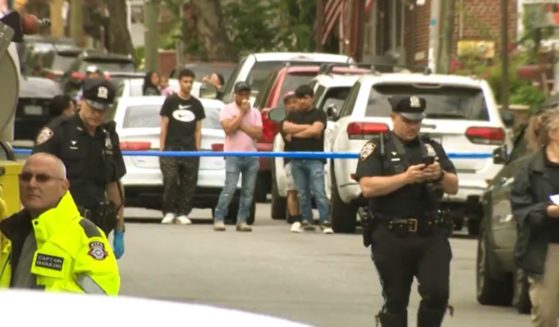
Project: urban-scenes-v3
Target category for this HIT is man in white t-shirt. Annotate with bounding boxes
[213,81,263,232]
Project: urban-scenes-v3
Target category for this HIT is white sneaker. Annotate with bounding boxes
[176,215,192,225]
[161,213,176,224]
[213,221,226,231]
[322,227,334,234]
[290,222,303,233]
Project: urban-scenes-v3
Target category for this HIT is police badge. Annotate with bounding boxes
[88,241,108,260]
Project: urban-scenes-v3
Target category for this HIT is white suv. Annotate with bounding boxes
[328,73,513,234]
[221,52,354,104]
[270,72,366,219]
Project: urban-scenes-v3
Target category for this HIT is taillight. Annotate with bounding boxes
[211,143,224,151]
[71,71,85,80]
[261,111,279,143]
[465,127,505,145]
[119,141,151,150]
[347,122,389,139]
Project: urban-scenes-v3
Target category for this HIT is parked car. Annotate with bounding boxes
[18,35,77,74]
[112,96,253,223]
[115,78,202,98]
[13,77,62,146]
[476,121,533,314]
[61,50,137,95]
[38,48,82,81]
[269,69,371,219]
[221,52,354,105]
[326,72,513,234]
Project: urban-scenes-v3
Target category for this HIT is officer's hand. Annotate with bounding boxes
[547,205,559,218]
[285,134,292,142]
[113,230,125,259]
[405,164,427,184]
[423,161,442,181]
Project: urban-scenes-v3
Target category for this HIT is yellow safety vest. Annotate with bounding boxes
[0,192,120,295]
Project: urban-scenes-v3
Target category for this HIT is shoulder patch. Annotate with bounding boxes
[360,142,376,161]
[88,241,108,260]
[36,127,54,145]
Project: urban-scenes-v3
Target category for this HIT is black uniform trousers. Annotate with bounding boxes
[371,223,452,327]
[160,156,199,216]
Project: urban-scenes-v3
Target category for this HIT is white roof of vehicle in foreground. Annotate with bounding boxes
[0,290,312,327]
[358,73,487,87]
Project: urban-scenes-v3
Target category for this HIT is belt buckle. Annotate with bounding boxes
[408,218,418,232]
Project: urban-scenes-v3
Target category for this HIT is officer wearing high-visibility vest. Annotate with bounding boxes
[355,96,459,326]
[0,153,120,294]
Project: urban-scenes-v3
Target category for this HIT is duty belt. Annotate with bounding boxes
[376,214,452,236]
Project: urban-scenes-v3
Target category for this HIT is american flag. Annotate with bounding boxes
[321,0,344,45]
[320,0,376,45]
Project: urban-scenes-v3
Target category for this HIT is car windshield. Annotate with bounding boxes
[279,73,317,98]
[80,60,135,73]
[365,84,489,120]
[123,104,221,129]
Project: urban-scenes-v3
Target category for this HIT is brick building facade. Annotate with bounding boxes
[360,0,518,70]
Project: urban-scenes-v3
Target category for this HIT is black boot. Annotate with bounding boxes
[376,312,407,327]
[417,306,445,327]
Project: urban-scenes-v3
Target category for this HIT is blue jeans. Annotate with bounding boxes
[290,159,330,224]
[214,157,259,223]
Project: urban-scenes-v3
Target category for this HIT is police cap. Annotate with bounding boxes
[389,95,426,121]
[83,79,116,111]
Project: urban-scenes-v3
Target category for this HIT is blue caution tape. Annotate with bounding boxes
[13,148,492,159]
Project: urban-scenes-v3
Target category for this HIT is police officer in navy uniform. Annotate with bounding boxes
[355,96,459,327]
[32,79,126,259]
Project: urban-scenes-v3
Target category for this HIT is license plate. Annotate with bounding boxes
[24,105,43,116]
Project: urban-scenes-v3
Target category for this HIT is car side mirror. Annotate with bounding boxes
[200,83,218,99]
[268,107,286,122]
[326,104,339,120]
[501,111,514,128]
[492,145,509,165]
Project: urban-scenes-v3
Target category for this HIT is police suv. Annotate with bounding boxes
[328,72,513,234]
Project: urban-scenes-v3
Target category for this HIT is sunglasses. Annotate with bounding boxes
[19,172,64,183]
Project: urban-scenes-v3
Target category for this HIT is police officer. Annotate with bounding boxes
[0,153,119,294]
[32,79,126,259]
[355,96,459,327]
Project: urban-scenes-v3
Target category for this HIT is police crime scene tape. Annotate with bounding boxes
[13,149,492,159]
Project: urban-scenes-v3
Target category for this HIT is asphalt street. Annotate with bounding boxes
[120,204,530,327]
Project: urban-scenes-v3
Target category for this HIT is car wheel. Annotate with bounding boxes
[512,268,532,314]
[271,165,287,220]
[254,174,268,203]
[331,163,356,233]
[467,215,481,236]
[476,226,513,305]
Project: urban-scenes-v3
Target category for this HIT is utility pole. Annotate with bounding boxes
[144,0,160,72]
[50,0,64,38]
[427,0,441,72]
[437,0,456,74]
[70,0,84,46]
[501,0,509,111]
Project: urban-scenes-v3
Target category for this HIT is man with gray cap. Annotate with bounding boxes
[33,79,126,260]
[354,96,458,326]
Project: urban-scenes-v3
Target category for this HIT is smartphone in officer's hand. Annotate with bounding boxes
[422,156,435,167]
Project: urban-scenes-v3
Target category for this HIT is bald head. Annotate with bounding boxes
[20,152,69,216]
[24,153,66,179]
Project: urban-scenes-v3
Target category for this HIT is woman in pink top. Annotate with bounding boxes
[212,81,263,232]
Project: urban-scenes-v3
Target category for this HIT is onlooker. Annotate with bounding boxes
[511,109,559,326]
[281,91,301,225]
[213,81,262,232]
[160,75,174,97]
[49,94,76,119]
[0,153,120,294]
[143,71,162,96]
[159,68,205,225]
[281,85,332,234]
[202,72,225,99]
